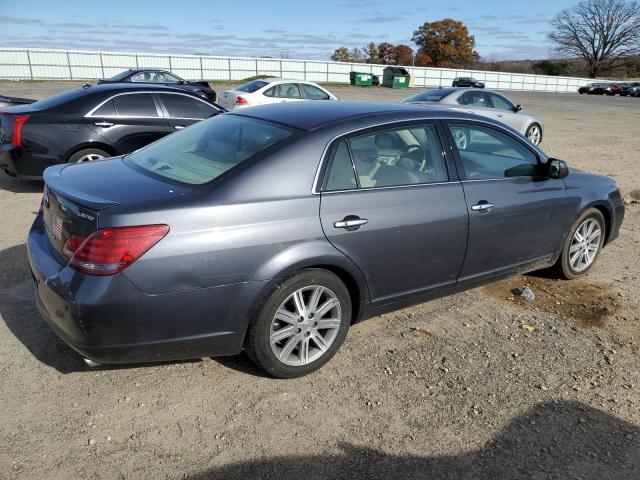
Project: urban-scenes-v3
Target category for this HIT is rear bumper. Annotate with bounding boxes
[27,215,271,365]
[1,146,52,179]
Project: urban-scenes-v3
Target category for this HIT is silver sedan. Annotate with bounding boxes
[402,88,544,145]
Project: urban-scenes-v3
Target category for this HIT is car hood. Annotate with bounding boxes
[43,156,194,210]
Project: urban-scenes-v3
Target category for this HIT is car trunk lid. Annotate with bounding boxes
[42,158,193,260]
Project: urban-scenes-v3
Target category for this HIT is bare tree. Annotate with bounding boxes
[550,0,640,77]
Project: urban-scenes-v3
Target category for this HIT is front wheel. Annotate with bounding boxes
[554,208,606,280]
[245,269,351,378]
[525,123,542,145]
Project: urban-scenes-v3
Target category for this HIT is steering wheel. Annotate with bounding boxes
[401,145,427,171]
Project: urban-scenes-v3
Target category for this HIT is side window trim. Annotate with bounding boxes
[316,120,458,194]
[442,119,543,181]
[85,92,164,119]
[155,91,218,120]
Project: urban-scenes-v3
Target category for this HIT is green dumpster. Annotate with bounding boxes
[382,66,410,89]
[349,71,373,86]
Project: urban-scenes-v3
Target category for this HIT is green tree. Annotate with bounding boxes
[364,42,379,63]
[412,18,479,68]
[330,47,352,62]
[532,60,569,76]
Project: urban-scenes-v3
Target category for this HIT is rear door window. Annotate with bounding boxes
[458,91,488,107]
[325,141,357,191]
[275,84,302,98]
[158,93,216,119]
[113,93,159,117]
[92,99,116,116]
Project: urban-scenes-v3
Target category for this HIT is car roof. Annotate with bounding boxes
[242,77,320,85]
[231,100,498,131]
[80,83,191,94]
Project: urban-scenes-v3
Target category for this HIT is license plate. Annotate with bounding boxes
[49,214,63,241]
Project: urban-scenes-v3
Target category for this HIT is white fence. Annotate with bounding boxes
[0,47,591,93]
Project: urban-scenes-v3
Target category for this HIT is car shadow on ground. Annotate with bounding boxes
[0,243,263,376]
[0,175,43,194]
[191,400,640,480]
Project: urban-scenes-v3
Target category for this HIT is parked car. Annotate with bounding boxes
[451,77,485,88]
[28,101,624,378]
[98,69,217,102]
[587,83,608,95]
[604,83,623,96]
[629,82,640,97]
[402,87,544,145]
[578,83,598,94]
[219,78,337,110]
[616,83,633,96]
[0,83,223,179]
[0,94,35,108]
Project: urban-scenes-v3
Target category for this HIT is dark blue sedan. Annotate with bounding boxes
[98,69,217,102]
[27,102,624,378]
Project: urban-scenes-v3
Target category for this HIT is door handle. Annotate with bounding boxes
[496,113,503,117]
[94,121,114,127]
[174,125,185,130]
[334,217,368,230]
[471,202,495,212]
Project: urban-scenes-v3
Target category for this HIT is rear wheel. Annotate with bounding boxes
[68,148,110,164]
[554,208,605,279]
[245,269,351,378]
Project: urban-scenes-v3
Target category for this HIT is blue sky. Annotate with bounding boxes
[0,0,578,60]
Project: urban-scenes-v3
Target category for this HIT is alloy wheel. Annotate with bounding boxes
[527,125,541,145]
[270,285,342,366]
[452,129,468,150]
[569,218,601,273]
[76,153,105,163]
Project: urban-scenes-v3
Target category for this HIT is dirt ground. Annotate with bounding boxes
[1,81,639,479]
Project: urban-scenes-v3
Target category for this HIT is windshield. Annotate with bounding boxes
[403,89,453,102]
[235,80,269,93]
[125,115,295,185]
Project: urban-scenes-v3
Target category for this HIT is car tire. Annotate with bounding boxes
[525,123,542,146]
[554,208,606,280]
[245,269,352,378]
[196,91,213,101]
[67,148,110,164]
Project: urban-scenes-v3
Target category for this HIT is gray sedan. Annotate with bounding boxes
[403,88,544,145]
[28,102,623,378]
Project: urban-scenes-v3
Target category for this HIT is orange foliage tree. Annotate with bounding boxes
[412,18,480,68]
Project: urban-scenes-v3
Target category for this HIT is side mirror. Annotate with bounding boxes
[515,104,523,112]
[547,158,569,179]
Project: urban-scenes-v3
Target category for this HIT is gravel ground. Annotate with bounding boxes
[1,81,639,479]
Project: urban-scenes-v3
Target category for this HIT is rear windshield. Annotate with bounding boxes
[107,70,132,81]
[235,80,269,93]
[26,88,90,110]
[125,114,294,185]
[403,89,453,102]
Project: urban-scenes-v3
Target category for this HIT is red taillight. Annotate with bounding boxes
[68,225,169,276]
[63,235,87,259]
[11,114,30,147]
[235,96,249,106]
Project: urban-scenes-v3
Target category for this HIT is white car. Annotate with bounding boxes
[220,78,338,110]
